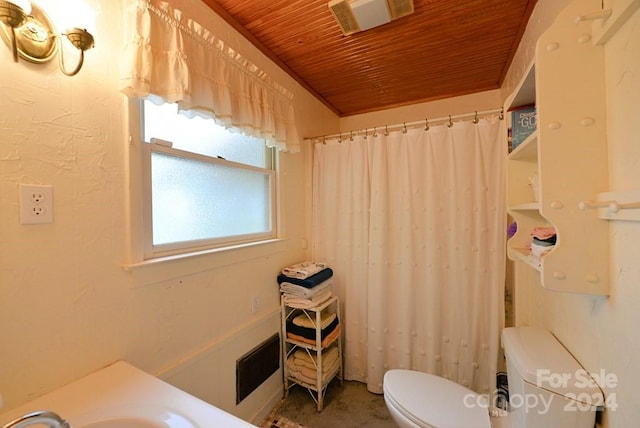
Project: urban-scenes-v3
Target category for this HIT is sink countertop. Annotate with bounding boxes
[0,361,257,427]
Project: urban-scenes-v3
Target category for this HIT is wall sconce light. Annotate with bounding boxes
[0,0,95,76]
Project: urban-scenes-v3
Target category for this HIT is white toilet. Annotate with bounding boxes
[383,326,603,427]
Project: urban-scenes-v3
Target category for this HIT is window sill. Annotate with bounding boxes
[123,238,288,288]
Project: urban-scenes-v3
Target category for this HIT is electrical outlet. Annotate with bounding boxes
[20,184,54,224]
[29,191,46,203]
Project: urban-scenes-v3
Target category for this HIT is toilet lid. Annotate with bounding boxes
[383,370,491,428]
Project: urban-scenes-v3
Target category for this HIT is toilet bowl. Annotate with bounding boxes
[383,369,493,428]
[383,326,601,428]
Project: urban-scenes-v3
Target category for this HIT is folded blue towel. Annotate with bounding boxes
[277,268,333,288]
[286,316,340,342]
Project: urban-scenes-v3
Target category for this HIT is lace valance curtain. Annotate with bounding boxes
[120,0,300,152]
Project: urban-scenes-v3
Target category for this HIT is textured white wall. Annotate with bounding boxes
[0,0,337,422]
[506,1,640,427]
[501,0,572,99]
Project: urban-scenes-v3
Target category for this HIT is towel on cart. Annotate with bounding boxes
[280,279,333,299]
[287,346,340,376]
[277,268,333,288]
[286,314,339,342]
[282,289,333,309]
[291,311,336,330]
[286,348,340,385]
[281,261,329,280]
[287,324,341,349]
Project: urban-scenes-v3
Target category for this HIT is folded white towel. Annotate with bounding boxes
[280,279,333,298]
[529,241,554,268]
[283,289,332,309]
[530,241,554,259]
[281,261,329,280]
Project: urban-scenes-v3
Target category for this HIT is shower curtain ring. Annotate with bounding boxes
[322,135,326,145]
[424,118,430,131]
[499,107,504,120]
[350,131,354,141]
[473,111,479,124]
[338,133,342,143]
[373,127,378,137]
[364,128,368,139]
[447,115,453,128]
[402,122,408,134]
[384,125,389,136]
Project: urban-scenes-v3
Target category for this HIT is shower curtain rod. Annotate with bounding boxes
[306,107,504,142]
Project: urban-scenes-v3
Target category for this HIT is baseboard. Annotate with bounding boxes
[249,385,284,425]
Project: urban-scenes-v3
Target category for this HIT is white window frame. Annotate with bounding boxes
[142,142,277,258]
[126,98,280,264]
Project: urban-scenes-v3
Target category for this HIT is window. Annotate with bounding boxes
[138,100,277,259]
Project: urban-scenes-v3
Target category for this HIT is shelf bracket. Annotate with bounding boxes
[575,8,612,24]
[592,0,640,45]
[579,189,640,221]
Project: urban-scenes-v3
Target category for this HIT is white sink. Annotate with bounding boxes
[72,404,197,428]
[0,362,256,427]
[73,407,196,428]
[79,419,169,428]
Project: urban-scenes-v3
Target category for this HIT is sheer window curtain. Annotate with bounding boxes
[119,0,299,152]
[312,116,506,395]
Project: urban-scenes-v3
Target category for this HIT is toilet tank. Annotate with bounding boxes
[502,326,603,428]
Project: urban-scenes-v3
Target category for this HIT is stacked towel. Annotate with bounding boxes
[286,311,340,344]
[530,226,556,240]
[291,311,336,329]
[278,261,334,308]
[288,324,341,349]
[529,226,557,267]
[283,288,333,309]
[281,262,329,280]
[286,346,340,386]
[280,279,333,299]
[277,268,333,289]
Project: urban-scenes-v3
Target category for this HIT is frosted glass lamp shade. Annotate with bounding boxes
[6,0,31,15]
[1,0,32,62]
[52,0,97,34]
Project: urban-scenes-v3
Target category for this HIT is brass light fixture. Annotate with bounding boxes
[0,0,95,76]
[0,0,31,62]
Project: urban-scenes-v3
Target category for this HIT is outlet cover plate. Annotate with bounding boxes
[19,184,54,224]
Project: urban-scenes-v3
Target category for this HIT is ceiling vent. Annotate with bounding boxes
[387,0,414,20]
[328,0,414,35]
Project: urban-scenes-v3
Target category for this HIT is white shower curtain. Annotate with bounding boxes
[312,116,506,395]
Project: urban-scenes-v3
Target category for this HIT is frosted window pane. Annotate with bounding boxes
[143,100,269,169]
[151,152,271,246]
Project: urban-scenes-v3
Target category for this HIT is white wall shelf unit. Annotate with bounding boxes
[510,202,541,211]
[505,0,629,296]
[281,295,343,412]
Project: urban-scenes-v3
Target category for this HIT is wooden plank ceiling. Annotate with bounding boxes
[202,0,538,117]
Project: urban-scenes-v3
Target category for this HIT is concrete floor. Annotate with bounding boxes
[266,379,397,428]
